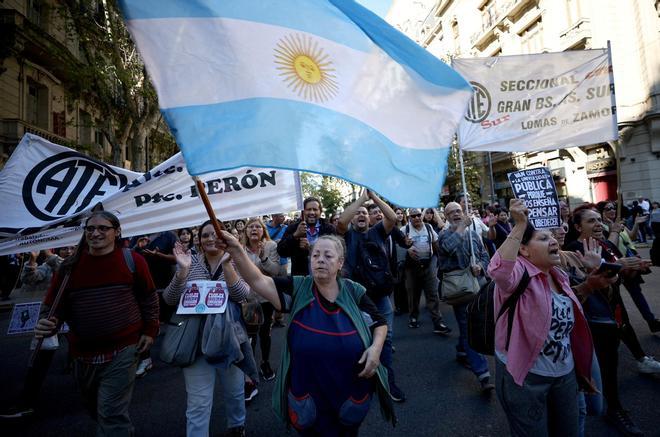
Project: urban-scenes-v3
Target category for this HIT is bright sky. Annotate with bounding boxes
[357,0,393,17]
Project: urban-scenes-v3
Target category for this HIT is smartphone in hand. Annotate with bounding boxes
[597,262,622,278]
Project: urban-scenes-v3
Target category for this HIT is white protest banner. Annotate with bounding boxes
[453,49,618,152]
[176,281,229,315]
[0,133,139,236]
[507,167,560,229]
[0,134,303,255]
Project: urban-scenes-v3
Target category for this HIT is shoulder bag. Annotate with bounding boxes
[441,229,481,305]
[160,256,221,367]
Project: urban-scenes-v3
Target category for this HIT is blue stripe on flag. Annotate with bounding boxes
[118,0,372,53]
[330,0,471,90]
[162,99,449,207]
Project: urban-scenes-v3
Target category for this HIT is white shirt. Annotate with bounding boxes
[529,290,575,377]
[401,224,438,260]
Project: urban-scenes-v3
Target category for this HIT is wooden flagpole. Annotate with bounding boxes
[193,177,225,238]
[28,272,71,368]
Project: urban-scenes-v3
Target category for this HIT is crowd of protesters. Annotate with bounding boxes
[0,193,659,436]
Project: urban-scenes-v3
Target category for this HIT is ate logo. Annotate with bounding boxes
[465,81,491,123]
[22,152,129,221]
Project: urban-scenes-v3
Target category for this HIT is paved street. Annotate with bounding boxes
[1,249,659,436]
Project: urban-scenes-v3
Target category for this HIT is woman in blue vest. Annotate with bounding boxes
[219,232,395,436]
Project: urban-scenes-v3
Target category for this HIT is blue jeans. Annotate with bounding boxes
[453,303,489,379]
[577,351,604,437]
[373,295,395,386]
[182,355,245,436]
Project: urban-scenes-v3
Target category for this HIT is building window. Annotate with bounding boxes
[26,80,49,129]
[79,110,93,144]
[452,20,459,40]
[520,18,544,54]
[27,0,48,29]
[53,111,66,137]
[94,121,105,147]
[481,1,498,31]
[565,0,582,28]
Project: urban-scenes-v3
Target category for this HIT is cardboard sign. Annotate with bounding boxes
[176,281,229,315]
[7,302,42,335]
[507,167,560,229]
[7,302,70,336]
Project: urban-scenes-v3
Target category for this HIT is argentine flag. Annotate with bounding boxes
[119,0,473,207]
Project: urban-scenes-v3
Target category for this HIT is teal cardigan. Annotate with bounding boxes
[272,275,396,426]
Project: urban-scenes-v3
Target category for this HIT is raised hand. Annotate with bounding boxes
[173,241,192,274]
[293,221,307,238]
[509,199,528,225]
[578,237,603,271]
[610,221,625,233]
[617,256,642,271]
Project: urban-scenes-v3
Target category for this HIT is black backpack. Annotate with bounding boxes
[467,269,530,356]
[354,239,393,299]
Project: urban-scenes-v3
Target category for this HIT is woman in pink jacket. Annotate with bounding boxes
[488,199,594,437]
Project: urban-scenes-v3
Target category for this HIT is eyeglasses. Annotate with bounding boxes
[84,225,115,233]
[410,214,421,218]
[603,206,615,211]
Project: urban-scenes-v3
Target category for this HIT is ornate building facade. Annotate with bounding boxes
[388,0,660,207]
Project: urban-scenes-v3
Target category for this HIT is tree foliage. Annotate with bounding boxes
[61,0,174,170]
[299,172,357,215]
[443,140,482,206]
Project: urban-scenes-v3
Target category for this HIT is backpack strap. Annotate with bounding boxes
[495,268,530,351]
[122,247,135,274]
[424,223,437,256]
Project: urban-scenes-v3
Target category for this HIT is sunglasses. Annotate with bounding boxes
[84,225,115,233]
[410,214,422,218]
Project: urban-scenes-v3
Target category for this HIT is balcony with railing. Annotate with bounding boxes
[470,0,535,50]
[418,7,442,46]
[0,8,82,80]
[559,17,592,51]
[0,119,69,146]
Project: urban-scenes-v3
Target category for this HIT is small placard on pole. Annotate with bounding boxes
[507,167,560,229]
[7,302,42,335]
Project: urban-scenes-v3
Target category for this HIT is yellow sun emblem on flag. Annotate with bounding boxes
[274,33,338,103]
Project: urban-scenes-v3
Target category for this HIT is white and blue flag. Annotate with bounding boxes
[119,0,473,207]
